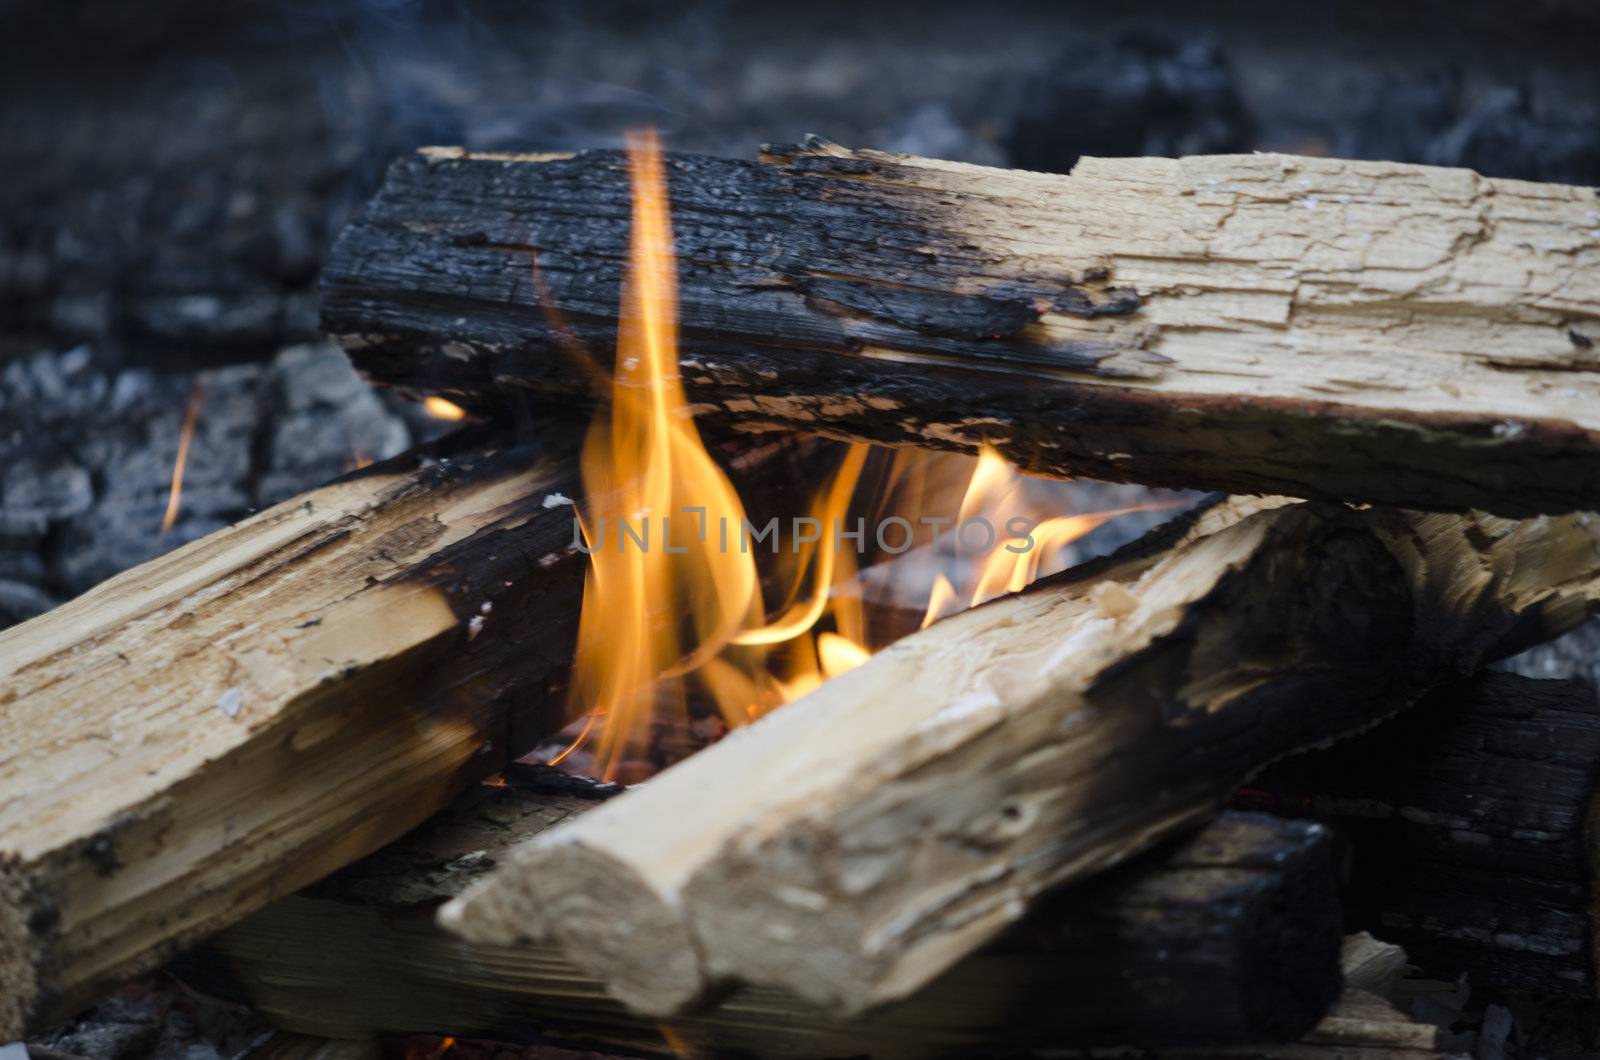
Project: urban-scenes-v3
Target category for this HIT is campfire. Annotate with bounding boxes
[6,62,1600,1060]
[540,130,1172,784]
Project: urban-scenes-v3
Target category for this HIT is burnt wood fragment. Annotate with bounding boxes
[1246,671,1600,999]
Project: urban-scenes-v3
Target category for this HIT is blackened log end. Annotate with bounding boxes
[1038,812,1344,1047]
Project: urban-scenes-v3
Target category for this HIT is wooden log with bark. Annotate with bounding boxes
[1242,670,1600,999]
[0,424,815,1038]
[441,497,1600,1019]
[324,140,1600,516]
[207,781,1343,1056]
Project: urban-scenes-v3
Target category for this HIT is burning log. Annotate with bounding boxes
[1244,671,1600,999]
[441,497,1600,1019]
[324,140,1600,516]
[206,782,1343,1055]
[0,424,815,1038]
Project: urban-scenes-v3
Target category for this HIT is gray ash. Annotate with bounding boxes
[0,343,423,627]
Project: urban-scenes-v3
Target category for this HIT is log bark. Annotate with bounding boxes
[207,781,1342,1056]
[1243,671,1600,999]
[440,497,1600,1019]
[324,140,1600,516]
[0,424,818,1038]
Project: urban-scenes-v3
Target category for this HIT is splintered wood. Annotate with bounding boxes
[440,499,1600,1017]
[0,432,594,1037]
[325,141,1600,515]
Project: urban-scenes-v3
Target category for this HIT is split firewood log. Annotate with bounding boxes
[324,140,1600,515]
[441,497,1600,1018]
[1243,670,1600,999]
[0,425,814,1038]
[206,781,1343,1056]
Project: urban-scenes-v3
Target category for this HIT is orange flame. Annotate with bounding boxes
[403,1036,455,1060]
[160,380,206,535]
[423,395,468,421]
[558,130,1175,779]
[919,447,1174,627]
[568,129,766,777]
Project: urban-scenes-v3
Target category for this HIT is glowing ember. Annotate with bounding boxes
[160,380,206,534]
[423,395,468,420]
[556,129,1175,780]
[403,1036,456,1060]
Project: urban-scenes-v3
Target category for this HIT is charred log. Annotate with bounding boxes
[1244,671,1600,999]
[324,141,1600,516]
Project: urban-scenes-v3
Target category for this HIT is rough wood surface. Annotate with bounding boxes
[0,427,593,1037]
[1245,671,1600,999]
[209,783,1341,1057]
[440,498,1600,1018]
[324,140,1600,516]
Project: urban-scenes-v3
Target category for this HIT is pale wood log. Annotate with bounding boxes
[0,428,589,1037]
[1269,991,1451,1060]
[324,140,1600,516]
[207,780,1341,1056]
[440,498,1600,1018]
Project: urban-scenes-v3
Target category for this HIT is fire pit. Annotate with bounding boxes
[5,5,1600,1059]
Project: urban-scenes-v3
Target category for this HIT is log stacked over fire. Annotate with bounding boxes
[4,137,1600,1056]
